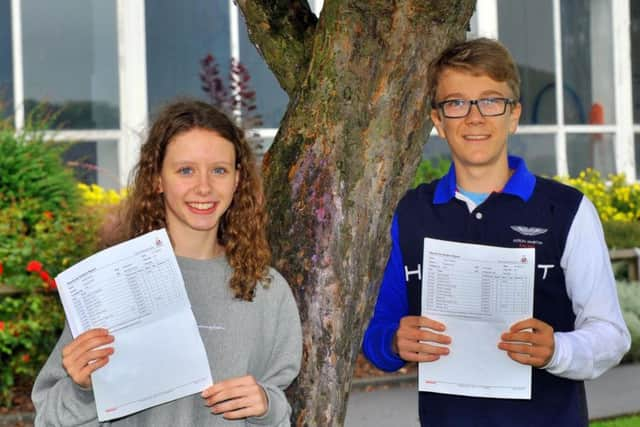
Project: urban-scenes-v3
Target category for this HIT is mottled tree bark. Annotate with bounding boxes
[237,1,475,425]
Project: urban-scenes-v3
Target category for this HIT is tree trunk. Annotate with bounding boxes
[238,1,476,425]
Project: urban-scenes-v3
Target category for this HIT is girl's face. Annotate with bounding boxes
[158,127,239,247]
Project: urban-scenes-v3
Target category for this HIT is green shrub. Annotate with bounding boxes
[602,221,640,250]
[413,157,450,188]
[618,282,640,364]
[0,129,80,218]
[0,122,101,407]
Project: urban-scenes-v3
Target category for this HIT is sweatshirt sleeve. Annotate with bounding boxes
[248,271,302,426]
[31,324,100,427]
[362,214,408,372]
[546,196,631,379]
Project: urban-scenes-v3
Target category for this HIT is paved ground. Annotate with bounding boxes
[345,363,640,426]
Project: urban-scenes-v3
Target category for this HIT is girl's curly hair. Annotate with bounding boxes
[122,99,271,301]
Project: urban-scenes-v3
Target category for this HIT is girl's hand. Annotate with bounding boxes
[202,375,268,419]
[62,328,114,389]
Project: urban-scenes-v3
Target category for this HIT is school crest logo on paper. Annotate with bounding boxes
[510,225,548,237]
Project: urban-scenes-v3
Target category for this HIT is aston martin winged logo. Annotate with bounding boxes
[510,225,548,236]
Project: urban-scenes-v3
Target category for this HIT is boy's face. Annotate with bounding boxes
[430,68,521,171]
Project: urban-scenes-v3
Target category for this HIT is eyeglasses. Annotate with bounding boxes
[434,97,516,118]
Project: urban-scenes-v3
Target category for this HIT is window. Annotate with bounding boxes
[145,0,230,116]
[561,0,615,125]
[0,1,12,119]
[509,134,557,177]
[7,0,635,187]
[490,0,630,178]
[567,133,615,177]
[499,0,556,125]
[633,0,640,123]
[423,135,451,163]
[21,0,119,129]
[63,140,119,187]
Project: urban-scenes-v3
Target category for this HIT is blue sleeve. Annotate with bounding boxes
[362,214,408,372]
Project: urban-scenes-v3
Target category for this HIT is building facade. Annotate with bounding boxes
[1,0,639,188]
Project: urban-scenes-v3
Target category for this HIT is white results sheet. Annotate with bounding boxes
[56,229,212,421]
[419,238,535,399]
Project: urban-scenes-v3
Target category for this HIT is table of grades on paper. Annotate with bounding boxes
[425,251,531,319]
[62,237,187,336]
[66,250,182,334]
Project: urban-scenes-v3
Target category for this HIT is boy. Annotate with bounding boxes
[362,38,630,427]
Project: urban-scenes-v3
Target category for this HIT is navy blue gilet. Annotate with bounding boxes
[397,176,588,427]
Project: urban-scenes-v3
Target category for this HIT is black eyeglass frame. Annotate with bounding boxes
[433,97,517,118]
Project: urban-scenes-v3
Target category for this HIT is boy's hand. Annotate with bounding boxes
[498,318,555,367]
[62,328,114,389]
[202,375,268,419]
[394,315,451,363]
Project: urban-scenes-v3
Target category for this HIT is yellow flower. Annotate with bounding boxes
[78,183,126,206]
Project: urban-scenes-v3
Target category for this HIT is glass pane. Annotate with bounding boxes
[498,0,556,125]
[422,134,451,162]
[146,0,230,116]
[561,0,615,124]
[64,140,119,188]
[631,1,640,123]
[509,134,556,177]
[64,142,98,185]
[239,13,288,128]
[635,134,640,179]
[96,140,120,189]
[0,1,12,119]
[566,133,615,177]
[22,0,119,129]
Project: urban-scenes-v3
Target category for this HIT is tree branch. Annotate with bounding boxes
[235,0,317,96]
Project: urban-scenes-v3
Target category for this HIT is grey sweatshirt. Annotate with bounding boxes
[32,256,302,426]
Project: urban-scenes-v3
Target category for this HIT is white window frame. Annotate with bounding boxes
[116,0,148,187]
[10,0,24,131]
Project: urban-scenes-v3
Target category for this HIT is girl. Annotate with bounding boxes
[32,99,302,426]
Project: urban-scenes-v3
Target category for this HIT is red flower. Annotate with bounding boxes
[43,211,54,220]
[26,260,43,273]
[0,321,5,332]
[0,261,3,276]
[47,278,57,291]
[21,354,30,363]
[39,271,51,283]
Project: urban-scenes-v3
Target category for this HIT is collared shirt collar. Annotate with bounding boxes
[433,155,536,204]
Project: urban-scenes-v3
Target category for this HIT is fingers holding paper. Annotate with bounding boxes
[202,375,268,419]
[394,315,451,363]
[61,328,114,389]
[498,318,555,368]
